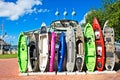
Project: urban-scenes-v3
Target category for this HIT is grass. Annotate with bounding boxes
[0,53,17,59]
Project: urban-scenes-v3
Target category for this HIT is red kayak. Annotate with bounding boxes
[92,17,105,71]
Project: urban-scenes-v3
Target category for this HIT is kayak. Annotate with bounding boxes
[39,23,50,72]
[18,32,28,73]
[92,17,105,71]
[75,26,85,72]
[49,32,57,72]
[58,32,66,72]
[66,26,76,72]
[84,23,96,72]
[103,20,115,71]
[28,33,39,72]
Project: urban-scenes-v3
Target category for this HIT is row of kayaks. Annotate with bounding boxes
[18,17,115,73]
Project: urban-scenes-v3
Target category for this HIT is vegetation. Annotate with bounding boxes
[0,54,17,59]
[82,0,120,42]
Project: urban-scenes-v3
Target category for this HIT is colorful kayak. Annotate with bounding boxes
[28,33,39,71]
[103,20,115,71]
[49,32,57,72]
[39,23,50,72]
[66,26,76,72]
[40,22,47,34]
[18,32,28,73]
[84,23,96,72]
[58,32,66,72]
[75,26,84,72]
[92,17,105,71]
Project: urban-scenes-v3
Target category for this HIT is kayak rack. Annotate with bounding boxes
[17,19,118,75]
[19,70,116,76]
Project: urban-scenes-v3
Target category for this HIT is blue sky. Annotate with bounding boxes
[0,0,102,45]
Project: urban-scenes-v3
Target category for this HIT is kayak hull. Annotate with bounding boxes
[103,21,115,71]
[66,26,76,72]
[58,32,66,72]
[18,32,28,73]
[75,26,85,72]
[84,23,96,72]
[49,32,57,72]
[92,17,105,71]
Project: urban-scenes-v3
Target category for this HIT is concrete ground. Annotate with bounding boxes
[0,58,120,80]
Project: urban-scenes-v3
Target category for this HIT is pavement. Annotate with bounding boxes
[0,58,120,80]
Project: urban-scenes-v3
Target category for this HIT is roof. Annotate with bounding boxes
[0,39,10,45]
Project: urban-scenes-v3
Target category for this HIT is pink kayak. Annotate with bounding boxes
[49,32,57,72]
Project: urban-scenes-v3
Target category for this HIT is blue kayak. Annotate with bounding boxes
[58,32,66,72]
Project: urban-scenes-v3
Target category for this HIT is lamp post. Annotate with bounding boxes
[63,8,68,19]
[71,8,76,20]
[55,8,60,19]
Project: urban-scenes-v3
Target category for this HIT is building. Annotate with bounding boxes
[10,45,17,54]
[0,39,10,54]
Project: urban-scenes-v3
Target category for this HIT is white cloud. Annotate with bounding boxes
[26,8,37,14]
[79,13,88,25]
[38,9,50,13]
[79,11,92,25]
[0,0,42,20]
[43,9,50,13]
[38,9,42,13]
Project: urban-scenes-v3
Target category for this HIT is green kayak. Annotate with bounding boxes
[84,23,96,72]
[18,32,28,73]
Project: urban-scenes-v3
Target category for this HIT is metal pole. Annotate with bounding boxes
[1,21,4,54]
[63,8,68,19]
